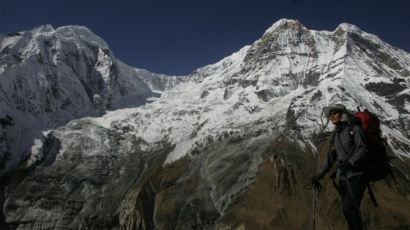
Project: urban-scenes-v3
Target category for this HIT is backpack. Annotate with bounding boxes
[351,108,391,182]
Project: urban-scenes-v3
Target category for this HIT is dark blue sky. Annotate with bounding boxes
[1,0,409,75]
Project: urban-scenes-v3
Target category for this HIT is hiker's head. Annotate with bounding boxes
[323,104,350,125]
[329,109,343,124]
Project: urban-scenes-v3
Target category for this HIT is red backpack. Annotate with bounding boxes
[352,108,391,181]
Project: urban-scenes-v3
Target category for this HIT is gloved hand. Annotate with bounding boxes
[311,174,323,191]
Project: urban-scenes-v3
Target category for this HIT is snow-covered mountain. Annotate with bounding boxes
[1,19,410,229]
[87,19,409,164]
[0,24,183,177]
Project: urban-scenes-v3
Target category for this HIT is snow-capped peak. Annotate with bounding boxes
[55,25,110,50]
[263,18,304,35]
[336,23,363,33]
[35,24,55,33]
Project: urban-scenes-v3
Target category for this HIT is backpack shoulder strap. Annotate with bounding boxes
[330,131,336,144]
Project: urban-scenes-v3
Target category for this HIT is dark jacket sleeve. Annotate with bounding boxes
[316,144,337,179]
[347,125,368,166]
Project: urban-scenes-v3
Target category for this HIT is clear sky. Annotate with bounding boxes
[1,0,409,76]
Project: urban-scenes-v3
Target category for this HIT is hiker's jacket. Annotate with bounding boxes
[317,122,368,180]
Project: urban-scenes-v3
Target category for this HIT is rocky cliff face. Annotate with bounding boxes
[1,19,410,229]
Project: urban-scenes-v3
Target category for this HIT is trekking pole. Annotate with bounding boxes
[312,180,322,230]
[312,186,317,230]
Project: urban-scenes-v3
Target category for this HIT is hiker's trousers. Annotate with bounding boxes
[338,176,366,230]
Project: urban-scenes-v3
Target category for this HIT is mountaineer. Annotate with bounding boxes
[311,104,368,230]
